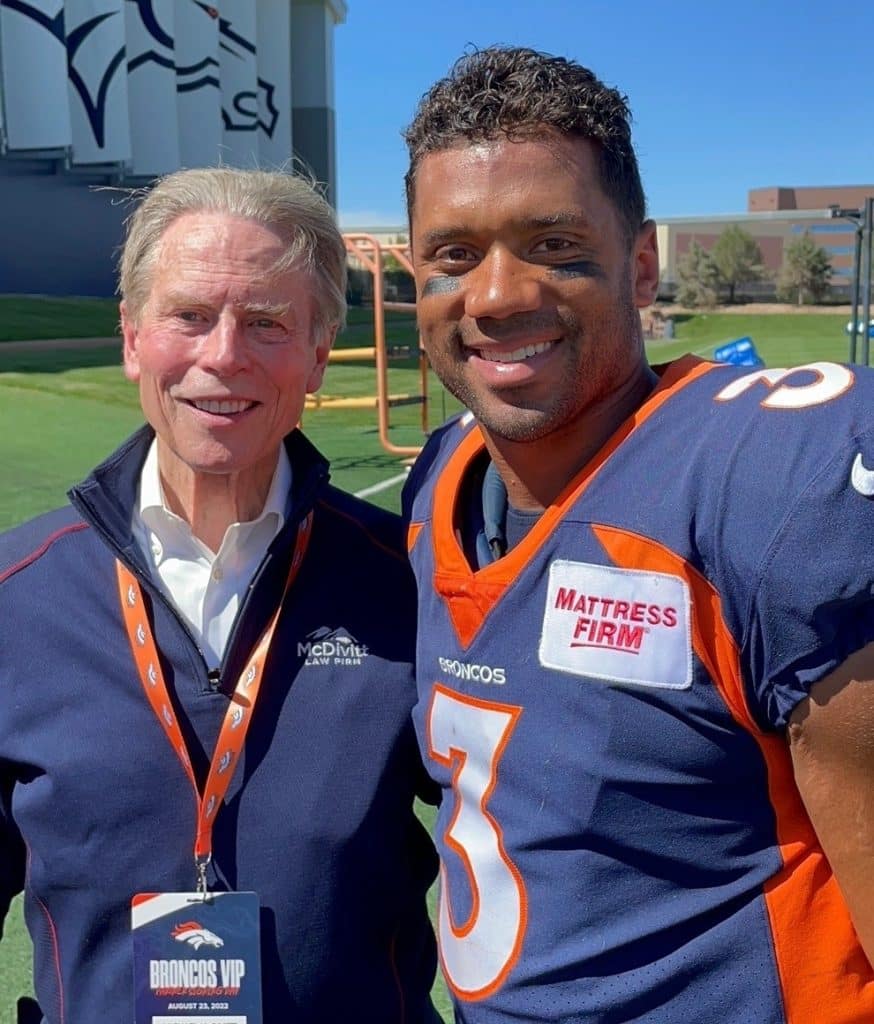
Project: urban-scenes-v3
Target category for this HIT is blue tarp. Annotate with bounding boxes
[713,336,765,367]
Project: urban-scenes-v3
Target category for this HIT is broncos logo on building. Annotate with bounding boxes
[5,0,279,154]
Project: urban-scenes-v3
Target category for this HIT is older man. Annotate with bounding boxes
[402,47,874,1023]
[0,169,438,1023]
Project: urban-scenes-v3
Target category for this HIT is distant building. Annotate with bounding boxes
[0,0,347,298]
[747,184,874,214]
[657,184,874,300]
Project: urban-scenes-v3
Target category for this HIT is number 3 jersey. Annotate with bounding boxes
[404,356,874,1024]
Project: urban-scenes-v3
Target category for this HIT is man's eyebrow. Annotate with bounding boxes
[518,211,589,231]
[156,291,205,309]
[416,225,474,249]
[241,300,292,318]
[418,211,591,248]
[156,293,291,318]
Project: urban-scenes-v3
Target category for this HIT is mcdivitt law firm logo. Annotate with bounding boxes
[298,627,369,668]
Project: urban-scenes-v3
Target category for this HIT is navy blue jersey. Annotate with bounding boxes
[406,356,874,1023]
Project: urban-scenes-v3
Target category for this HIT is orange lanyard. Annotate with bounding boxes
[116,512,313,892]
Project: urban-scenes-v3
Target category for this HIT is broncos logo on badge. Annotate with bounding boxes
[171,921,224,950]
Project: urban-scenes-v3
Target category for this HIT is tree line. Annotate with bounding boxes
[675,227,833,307]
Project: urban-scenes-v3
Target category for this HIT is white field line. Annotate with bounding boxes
[354,470,409,499]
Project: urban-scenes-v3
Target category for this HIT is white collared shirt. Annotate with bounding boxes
[131,440,292,670]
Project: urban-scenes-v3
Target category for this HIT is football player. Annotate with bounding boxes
[403,46,874,1023]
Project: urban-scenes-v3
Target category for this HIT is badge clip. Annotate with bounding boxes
[194,852,211,899]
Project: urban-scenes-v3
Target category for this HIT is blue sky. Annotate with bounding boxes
[334,0,874,227]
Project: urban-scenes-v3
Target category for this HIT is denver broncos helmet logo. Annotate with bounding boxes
[171,921,224,950]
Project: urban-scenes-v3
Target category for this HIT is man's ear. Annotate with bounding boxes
[306,322,338,394]
[120,301,140,382]
[632,219,660,309]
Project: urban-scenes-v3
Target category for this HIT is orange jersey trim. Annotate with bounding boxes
[594,524,874,1022]
[431,356,719,650]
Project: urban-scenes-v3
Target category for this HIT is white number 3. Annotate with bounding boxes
[426,685,527,1000]
[714,361,853,408]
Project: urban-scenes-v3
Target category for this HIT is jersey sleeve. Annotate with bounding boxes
[741,430,874,731]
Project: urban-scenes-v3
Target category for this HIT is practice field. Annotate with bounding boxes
[0,305,853,1021]
[651,310,852,366]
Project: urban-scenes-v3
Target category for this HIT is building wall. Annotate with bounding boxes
[0,160,126,297]
[749,185,874,212]
[0,0,345,297]
[742,186,874,291]
[656,205,866,295]
[291,0,342,205]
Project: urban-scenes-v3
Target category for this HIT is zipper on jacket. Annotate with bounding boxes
[217,466,326,681]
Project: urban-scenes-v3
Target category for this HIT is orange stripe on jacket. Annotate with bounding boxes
[594,524,874,1022]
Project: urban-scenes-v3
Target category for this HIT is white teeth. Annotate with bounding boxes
[480,341,555,363]
[191,399,253,414]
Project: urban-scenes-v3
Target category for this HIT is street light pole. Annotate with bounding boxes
[849,218,864,364]
[861,198,874,367]
[830,203,871,365]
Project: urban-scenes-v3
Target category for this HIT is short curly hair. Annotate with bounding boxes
[404,47,646,241]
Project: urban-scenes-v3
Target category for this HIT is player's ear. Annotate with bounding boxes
[120,301,141,382]
[632,220,660,308]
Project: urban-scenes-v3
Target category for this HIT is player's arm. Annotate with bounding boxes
[788,639,874,966]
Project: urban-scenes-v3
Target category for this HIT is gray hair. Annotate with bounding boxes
[118,167,347,333]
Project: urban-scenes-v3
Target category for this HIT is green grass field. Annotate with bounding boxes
[653,310,852,365]
[0,295,119,341]
[0,301,853,1021]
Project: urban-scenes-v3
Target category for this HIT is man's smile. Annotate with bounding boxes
[183,398,259,415]
[474,340,558,363]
